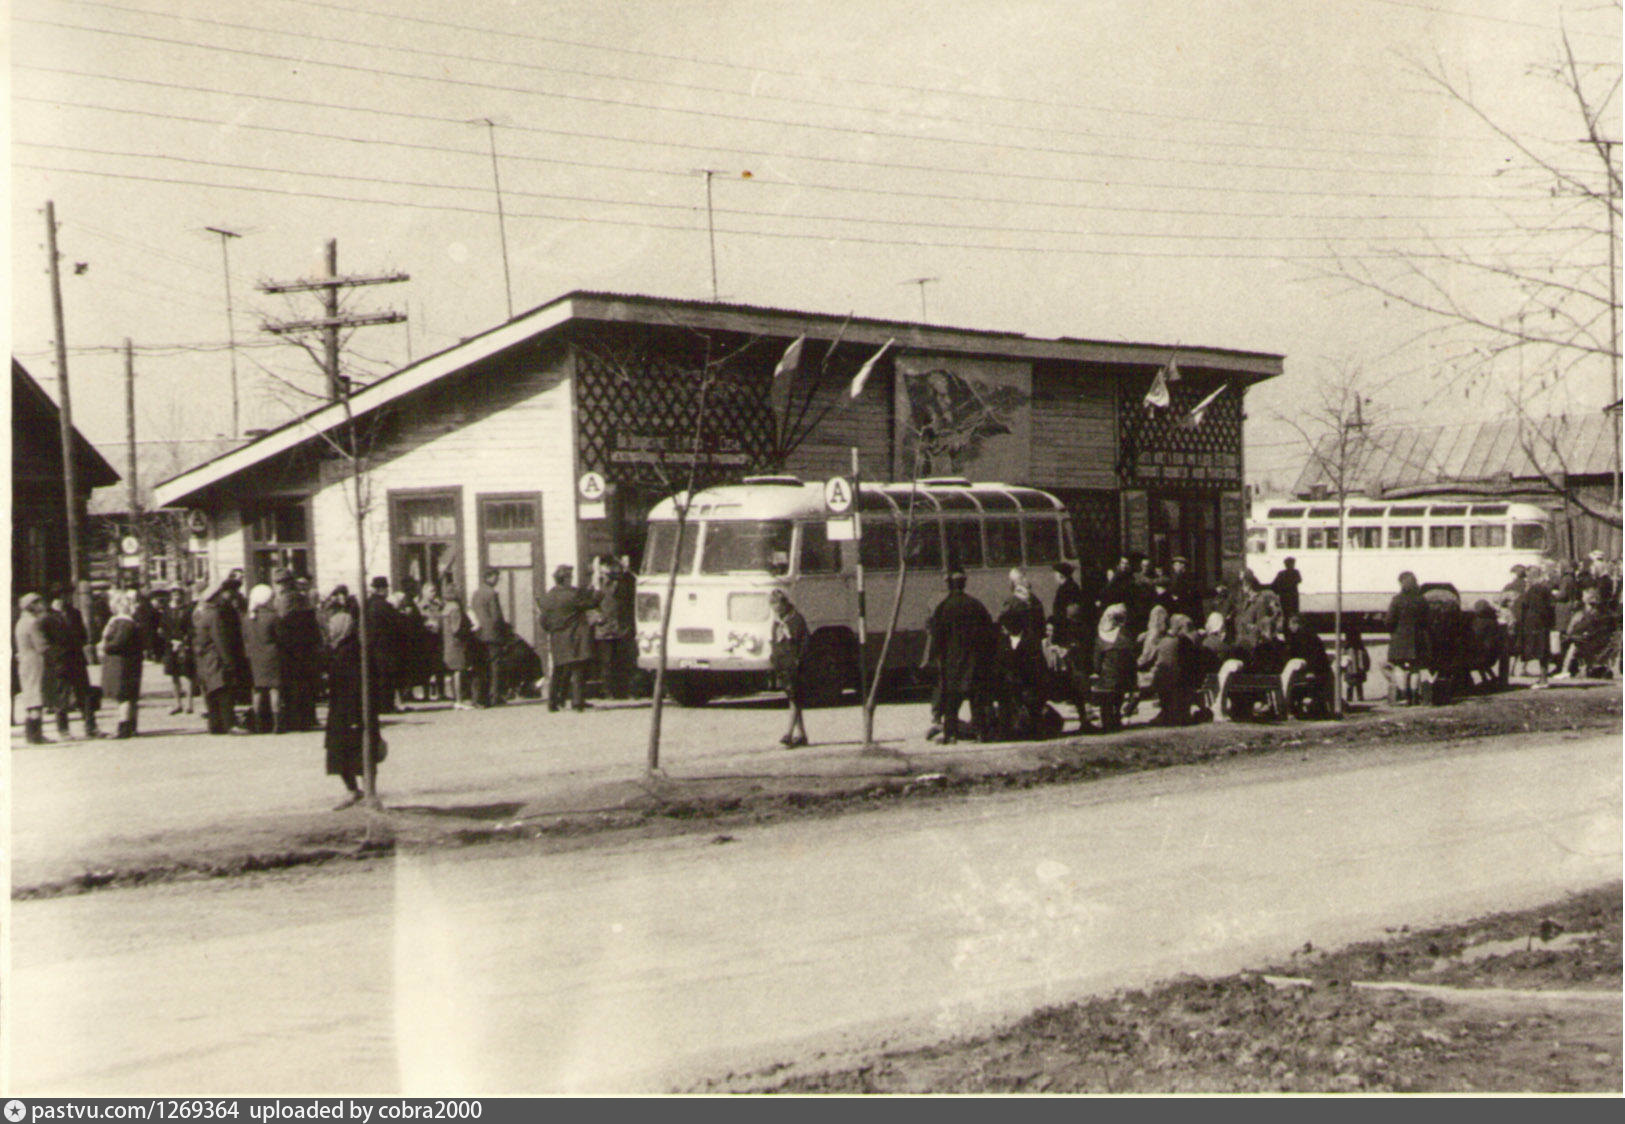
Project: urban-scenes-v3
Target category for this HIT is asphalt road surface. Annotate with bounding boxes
[10,729,1619,1095]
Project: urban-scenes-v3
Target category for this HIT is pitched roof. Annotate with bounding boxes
[154,289,1284,508]
[12,358,120,489]
[1295,415,1620,495]
[88,438,245,515]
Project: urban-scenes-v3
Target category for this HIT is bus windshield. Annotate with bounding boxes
[700,519,794,574]
[642,521,700,575]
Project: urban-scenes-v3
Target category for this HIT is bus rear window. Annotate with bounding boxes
[643,522,700,575]
[700,520,794,574]
[1512,523,1547,550]
[1024,519,1061,565]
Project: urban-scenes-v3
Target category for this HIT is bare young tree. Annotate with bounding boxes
[1327,18,1621,525]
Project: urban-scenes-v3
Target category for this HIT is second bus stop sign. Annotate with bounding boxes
[824,475,854,515]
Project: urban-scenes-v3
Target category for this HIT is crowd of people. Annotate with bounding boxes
[11,555,639,804]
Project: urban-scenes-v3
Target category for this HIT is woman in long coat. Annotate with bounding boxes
[1093,604,1138,732]
[242,583,283,734]
[1385,571,1429,703]
[15,593,55,744]
[99,589,145,738]
[441,593,473,708]
[324,606,385,809]
[1516,566,1556,687]
[162,586,197,715]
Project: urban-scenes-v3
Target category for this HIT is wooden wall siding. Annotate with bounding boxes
[210,508,244,585]
[1029,361,1118,491]
[300,346,576,599]
[783,367,893,481]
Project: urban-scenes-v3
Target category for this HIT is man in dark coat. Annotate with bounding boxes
[1385,571,1428,703]
[1166,555,1203,624]
[1051,563,1085,637]
[1516,565,1556,687]
[926,570,994,744]
[538,564,601,712]
[193,578,247,734]
[470,568,507,707]
[274,570,323,731]
[1269,557,1302,620]
[593,554,637,700]
[365,577,404,713]
[45,588,99,739]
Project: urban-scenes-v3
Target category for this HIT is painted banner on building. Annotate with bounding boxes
[892,356,1032,481]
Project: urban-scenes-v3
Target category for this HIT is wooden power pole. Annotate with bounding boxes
[259,239,408,399]
[45,200,89,622]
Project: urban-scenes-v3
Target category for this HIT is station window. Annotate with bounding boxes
[243,498,312,585]
[1428,525,1465,549]
[1469,524,1507,548]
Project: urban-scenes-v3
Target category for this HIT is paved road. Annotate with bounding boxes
[11,727,1618,1095]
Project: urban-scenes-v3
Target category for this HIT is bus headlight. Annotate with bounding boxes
[727,592,770,622]
[637,630,661,654]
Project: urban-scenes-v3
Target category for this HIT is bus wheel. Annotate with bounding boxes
[801,631,856,708]
[665,673,712,707]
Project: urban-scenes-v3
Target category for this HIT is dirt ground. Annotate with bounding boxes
[15,683,1620,898]
[731,884,1624,1094]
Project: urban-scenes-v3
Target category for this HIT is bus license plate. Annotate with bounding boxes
[678,659,710,669]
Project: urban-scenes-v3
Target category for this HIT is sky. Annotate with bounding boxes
[7,0,1620,492]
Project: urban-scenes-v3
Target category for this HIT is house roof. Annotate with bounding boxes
[1295,415,1620,496]
[154,289,1284,508]
[88,438,245,515]
[12,358,120,489]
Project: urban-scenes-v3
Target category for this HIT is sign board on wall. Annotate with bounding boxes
[1122,490,1149,555]
[893,355,1031,482]
[1219,491,1245,559]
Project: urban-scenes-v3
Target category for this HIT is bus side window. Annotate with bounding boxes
[798,522,841,574]
[1274,527,1301,550]
[1024,518,1061,566]
[986,519,1023,567]
[944,519,983,570]
[860,519,900,570]
[904,519,943,570]
[1469,524,1507,548]
[1388,525,1422,549]
[1511,523,1546,551]
[1428,526,1464,548]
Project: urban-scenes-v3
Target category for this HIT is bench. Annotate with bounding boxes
[1221,672,1287,721]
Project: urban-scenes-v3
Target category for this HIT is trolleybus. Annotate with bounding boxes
[1246,495,1554,621]
[636,475,1081,706]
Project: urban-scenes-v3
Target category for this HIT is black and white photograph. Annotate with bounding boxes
[6,0,1623,1097]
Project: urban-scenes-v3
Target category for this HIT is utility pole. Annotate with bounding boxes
[901,277,937,322]
[125,338,140,568]
[1332,394,1366,719]
[472,119,515,320]
[259,240,408,400]
[45,200,88,624]
[205,226,243,438]
[1603,139,1621,513]
[697,169,722,301]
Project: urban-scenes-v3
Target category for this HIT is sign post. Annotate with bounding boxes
[577,470,607,520]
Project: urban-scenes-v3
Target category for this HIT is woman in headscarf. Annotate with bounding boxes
[1093,604,1137,733]
[162,583,197,716]
[243,583,283,734]
[98,589,145,738]
[1146,613,1195,726]
[15,593,55,744]
[324,600,385,809]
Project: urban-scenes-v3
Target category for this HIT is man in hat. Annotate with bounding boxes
[365,576,404,713]
[1167,555,1203,624]
[1269,556,1302,620]
[470,568,507,706]
[537,564,601,712]
[275,568,323,731]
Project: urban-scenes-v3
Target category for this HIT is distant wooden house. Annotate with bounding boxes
[87,438,243,590]
[1294,415,1621,559]
[11,359,120,599]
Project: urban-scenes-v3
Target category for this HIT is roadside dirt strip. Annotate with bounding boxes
[14,685,1620,898]
[723,885,1622,1094]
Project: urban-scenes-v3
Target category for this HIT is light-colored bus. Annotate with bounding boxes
[636,475,1081,705]
[1247,495,1554,616]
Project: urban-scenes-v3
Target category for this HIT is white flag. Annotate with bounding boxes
[1143,363,1171,409]
[769,335,804,437]
[849,338,894,399]
[1179,382,1228,429]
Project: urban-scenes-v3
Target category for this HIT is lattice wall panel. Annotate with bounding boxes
[575,346,780,491]
[1120,370,1244,490]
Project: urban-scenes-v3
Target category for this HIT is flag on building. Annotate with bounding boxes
[1143,362,1172,409]
[1179,382,1228,429]
[849,338,894,399]
[769,335,804,442]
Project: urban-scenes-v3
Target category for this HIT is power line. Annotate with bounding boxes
[16,65,1591,206]
[18,93,1571,225]
[38,0,1550,171]
[18,160,1602,265]
[1344,0,1618,38]
[272,0,1615,143]
[17,139,1592,246]
[14,14,1595,184]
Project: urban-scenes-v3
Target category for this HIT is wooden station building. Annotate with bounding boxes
[153,292,1281,650]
